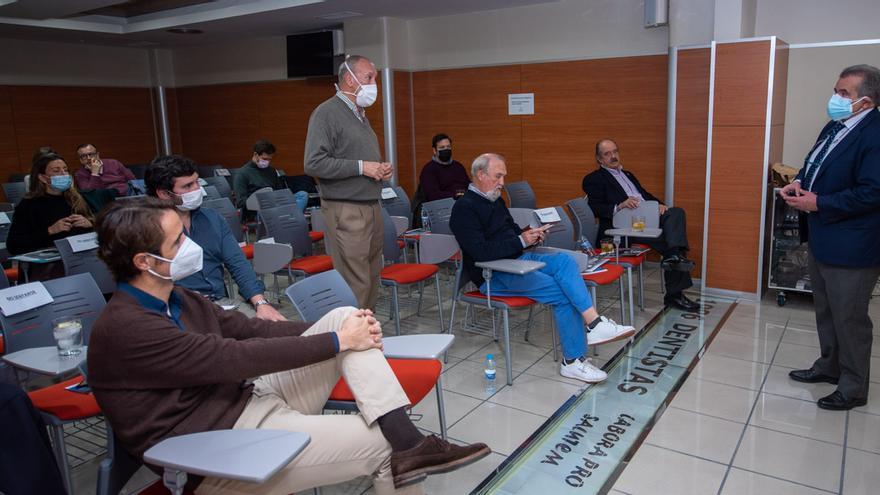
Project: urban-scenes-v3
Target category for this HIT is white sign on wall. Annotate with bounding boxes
[508,93,535,115]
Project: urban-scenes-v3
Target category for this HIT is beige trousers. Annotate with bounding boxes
[321,199,384,310]
[197,307,422,495]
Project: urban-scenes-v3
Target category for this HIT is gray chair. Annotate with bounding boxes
[381,186,412,224]
[504,181,537,209]
[420,198,455,234]
[0,209,14,263]
[252,241,294,301]
[256,188,296,212]
[541,206,577,250]
[203,185,221,201]
[203,197,245,243]
[127,164,147,179]
[2,182,26,206]
[198,164,223,178]
[245,187,273,212]
[203,176,232,199]
[380,208,446,337]
[0,264,8,289]
[285,269,454,439]
[261,205,332,279]
[508,208,535,230]
[0,273,106,492]
[53,238,116,294]
[127,179,146,196]
[0,202,12,212]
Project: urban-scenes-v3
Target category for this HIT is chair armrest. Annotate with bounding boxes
[143,429,309,484]
[475,259,545,275]
[383,334,454,360]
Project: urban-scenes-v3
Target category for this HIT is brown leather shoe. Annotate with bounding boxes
[391,435,491,488]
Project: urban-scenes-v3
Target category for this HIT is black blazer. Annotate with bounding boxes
[796,108,880,267]
[582,167,661,237]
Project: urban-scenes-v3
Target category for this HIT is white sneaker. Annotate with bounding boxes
[587,316,635,346]
[560,357,607,383]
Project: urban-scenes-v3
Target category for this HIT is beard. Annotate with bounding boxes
[485,188,502,202]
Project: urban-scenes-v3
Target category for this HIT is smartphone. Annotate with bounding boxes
[66,381,91,394]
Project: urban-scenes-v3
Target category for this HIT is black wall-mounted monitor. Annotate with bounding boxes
[287,31,338,78]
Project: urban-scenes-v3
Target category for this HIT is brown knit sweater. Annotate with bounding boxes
[87,287,337,460]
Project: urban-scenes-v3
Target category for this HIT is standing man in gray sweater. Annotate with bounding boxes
[305,55,393,309]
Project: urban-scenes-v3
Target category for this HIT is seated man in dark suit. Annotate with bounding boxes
[582,139,698,311]
[450,153,634,384]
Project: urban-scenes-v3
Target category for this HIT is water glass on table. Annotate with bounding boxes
[53,316,83,357]
[631,215,646,232]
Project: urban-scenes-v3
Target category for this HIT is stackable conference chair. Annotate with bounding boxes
[127,164,148,179]
[507,207,535,230]
[419,198,455,235]
[448,243,548,385]
[126,179,147,196]
[202,176,232,199]
[203,185,221,201]
[2,181,26,206]
[0,209,17,282]
[379,209,452,336]
[197,164,223,179]
[286,270,453,439]
[611,199,661,306]
[540,206,627,325]
[53,238,116,295]
[380,186,412,225]
[260,205,333,280]
[0,273,106,494]
[504,181,537,209]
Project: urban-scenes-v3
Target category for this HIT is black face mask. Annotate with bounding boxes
[437,149,452,162]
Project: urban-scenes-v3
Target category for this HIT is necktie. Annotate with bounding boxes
[802,121,846,191]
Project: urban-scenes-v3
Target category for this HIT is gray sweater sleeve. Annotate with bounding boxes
[304,105,361,180]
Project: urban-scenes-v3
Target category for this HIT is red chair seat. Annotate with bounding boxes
[403,233,421,241]
[0,335,4,354]
[28,376,101,421]
[450,251,462,262]
[240,244,254,259]
[381,264,438,285]
[582,263,625,285]
[288,255,333,275]
[309,231,324,242]
[329,358,441,406]
[462,290,535,308]
[397,239,405,249]
[4,267,18,282]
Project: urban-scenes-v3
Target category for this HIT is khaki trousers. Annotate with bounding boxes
[321,199,384,310]
[197,307,421,495]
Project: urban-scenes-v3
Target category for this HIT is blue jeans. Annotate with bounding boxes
[294,190,309,212]
[480,252,593,360]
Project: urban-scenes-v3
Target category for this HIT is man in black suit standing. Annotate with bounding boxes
[582,138,697,311]
[782,64,880,411]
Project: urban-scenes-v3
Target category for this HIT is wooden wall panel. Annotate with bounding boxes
[176,77,388,177]
[412,66,523,190]
[708,126,767,213]
[9,86,157,170]
[394,71,415,197]
[0,87,21,182]
[713,41,771,127]
[165,88,183,158]
[673,48,711,278]
[521,55,668,207]
[705,207,763,293]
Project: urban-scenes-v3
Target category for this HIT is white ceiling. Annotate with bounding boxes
[0,0,561,48]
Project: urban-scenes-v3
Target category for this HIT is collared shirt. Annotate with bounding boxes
[335,90,366,176]
[803,108,873,183]
[177,207,265,301]
[117,282,185,330]
[602,165,644,201]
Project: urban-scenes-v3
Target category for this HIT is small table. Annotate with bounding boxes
[604,228,662,325]
[2,346,87,376]
[9,248,63,283]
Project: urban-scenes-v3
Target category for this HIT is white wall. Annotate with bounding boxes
[403,0,668,71]
[0,38,152,87]
[171,35,287,87]
[755,0,880,44]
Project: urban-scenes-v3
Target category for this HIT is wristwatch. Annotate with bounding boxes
[254,299,271,308]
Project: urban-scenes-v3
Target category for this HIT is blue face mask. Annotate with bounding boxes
[827,93,866,121]
[50,174,72,192]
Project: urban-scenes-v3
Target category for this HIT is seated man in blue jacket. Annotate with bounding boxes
[145,154,286,321]
[449,153,635,383]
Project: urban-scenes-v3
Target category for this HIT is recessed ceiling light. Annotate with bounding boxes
[316,11,362,20]
[167,28,203,34]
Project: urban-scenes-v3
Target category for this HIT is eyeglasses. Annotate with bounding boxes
[78,152,98,160]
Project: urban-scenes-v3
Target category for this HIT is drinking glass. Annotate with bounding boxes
[53,317,83,357]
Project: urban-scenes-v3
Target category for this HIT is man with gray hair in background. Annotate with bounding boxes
[305,55,393,309]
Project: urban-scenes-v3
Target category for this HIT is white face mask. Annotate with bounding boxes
[147,236,204,281]
[344,61,378,107]
[256,159,271,169]
[174,187,204,211]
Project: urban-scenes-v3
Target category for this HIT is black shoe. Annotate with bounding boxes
[788,368,839,385]
[661,255,695,272]
[817,390,867,411]
[665,293,699,311]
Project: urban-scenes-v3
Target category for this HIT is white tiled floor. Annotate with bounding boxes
[67,266,880,495]
[612,281,880,495]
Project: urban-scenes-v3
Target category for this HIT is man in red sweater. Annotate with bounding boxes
[88,197,488,494]
[73,143,134,196]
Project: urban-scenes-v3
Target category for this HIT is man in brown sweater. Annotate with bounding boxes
[87,197,488,494]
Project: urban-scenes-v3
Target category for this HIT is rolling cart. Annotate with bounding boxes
[768,187,812,306]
